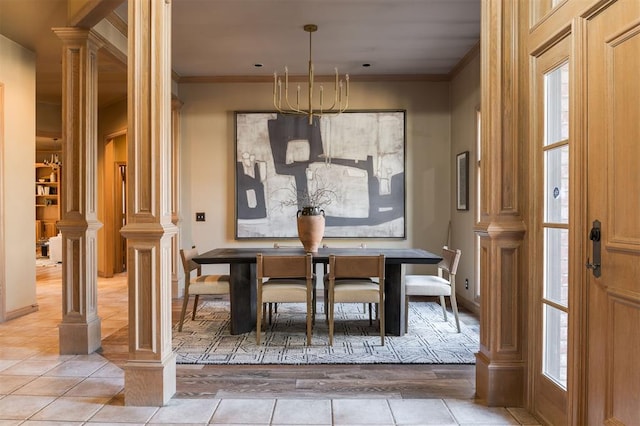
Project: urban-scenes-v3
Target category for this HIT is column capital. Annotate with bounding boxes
[52,27,103,48]
[120,222,178,240]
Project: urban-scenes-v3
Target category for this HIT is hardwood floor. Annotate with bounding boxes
[175,364,476,400]
[37,264,479,401]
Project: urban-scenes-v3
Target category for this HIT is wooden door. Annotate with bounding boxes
[586,0,640,423]
[114,162,127,273]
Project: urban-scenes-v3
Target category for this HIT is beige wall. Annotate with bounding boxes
[450,51,481,312]
[177,80,452,276]
[0,34,37,319]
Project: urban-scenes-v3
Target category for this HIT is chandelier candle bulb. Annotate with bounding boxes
[285,66,289,89]
[278,79,282,108]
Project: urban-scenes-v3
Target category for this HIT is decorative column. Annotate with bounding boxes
[475,0,526,406]
[53,28,103,355]
[171,98,184,298]
[120,0,177,406]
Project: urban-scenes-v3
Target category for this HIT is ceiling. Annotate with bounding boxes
[0,0,480,145]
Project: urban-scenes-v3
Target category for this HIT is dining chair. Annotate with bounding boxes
[319,243,373,322]
[271,243,319,324]
[256,253,314,345]
[179,248,230,331]
[404,246,462,333]
[326,254,385,346]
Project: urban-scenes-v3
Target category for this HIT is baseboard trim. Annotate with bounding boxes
[4,303,39,321]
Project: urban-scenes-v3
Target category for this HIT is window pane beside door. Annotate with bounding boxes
[543,304,568,388]
[544,63,569,146]
[544,227,569,307]
[544,145,569,224]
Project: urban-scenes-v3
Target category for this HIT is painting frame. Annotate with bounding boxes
[456,151,469,211]
[234,110,406,239]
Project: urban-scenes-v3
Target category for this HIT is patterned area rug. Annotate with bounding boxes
[173,300,479,365]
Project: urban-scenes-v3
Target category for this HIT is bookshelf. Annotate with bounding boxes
[35,163,61,241]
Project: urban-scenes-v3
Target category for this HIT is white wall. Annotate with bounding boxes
[178,80,452,276]
[450,51,481,312]
[0,34,37,319]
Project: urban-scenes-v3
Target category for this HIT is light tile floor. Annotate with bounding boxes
[0,265,542,425]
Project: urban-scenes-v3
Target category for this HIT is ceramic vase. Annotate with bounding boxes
[296,206,325,253]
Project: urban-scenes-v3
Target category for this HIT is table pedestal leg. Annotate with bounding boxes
[228,263,256,335]
[384,264,405,336]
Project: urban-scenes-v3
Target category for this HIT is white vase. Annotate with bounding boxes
[50,170,57,182]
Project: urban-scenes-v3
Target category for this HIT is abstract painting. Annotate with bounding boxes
[235,111,405,239]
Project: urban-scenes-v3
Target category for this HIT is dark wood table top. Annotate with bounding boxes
[194,247,442,265]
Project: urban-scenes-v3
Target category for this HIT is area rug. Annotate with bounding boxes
[173,300,479,365]
[36,257,60,267]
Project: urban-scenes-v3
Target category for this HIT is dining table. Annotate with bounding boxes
[193,247,442,336]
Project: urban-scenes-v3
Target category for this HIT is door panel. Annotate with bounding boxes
[587,1,640,423]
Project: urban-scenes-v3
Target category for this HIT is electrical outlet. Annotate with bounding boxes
[195,212,205,222]
[465,278,469,290]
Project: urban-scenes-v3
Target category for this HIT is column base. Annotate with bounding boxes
[59,316,102,354]
[124,353,176,406]
[475,351,525,406]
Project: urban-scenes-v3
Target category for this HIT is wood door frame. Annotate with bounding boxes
[528,34,571,426]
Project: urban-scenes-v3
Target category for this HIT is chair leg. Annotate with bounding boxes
[324,288,329,324]
[439,295,448,321]
[191,295,200,320]
[380,298,385,346]
[404,295,409,334]
[256,299,263,345]
[328,294,334,346]
[178,293,190,332]
[449,292,461,333]
[306,291,312,346]
[312,287,317,326]
[268,303,273,324]
[368,302,373,325]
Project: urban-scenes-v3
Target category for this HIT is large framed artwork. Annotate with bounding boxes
[235,111,406,239]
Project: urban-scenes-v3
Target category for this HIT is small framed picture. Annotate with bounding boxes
[456,151,469,211]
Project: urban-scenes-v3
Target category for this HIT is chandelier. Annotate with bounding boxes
[273,24,349,125]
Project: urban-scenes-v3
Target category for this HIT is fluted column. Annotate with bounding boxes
[53,28,103,355]
[171,98,184,298]
[120,0,176,406]
[475,0,526,406]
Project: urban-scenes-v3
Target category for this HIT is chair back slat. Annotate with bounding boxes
[257,253,313,279]
[180,247,201,276]
[438,246,462,276]
[329,255,385,280]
